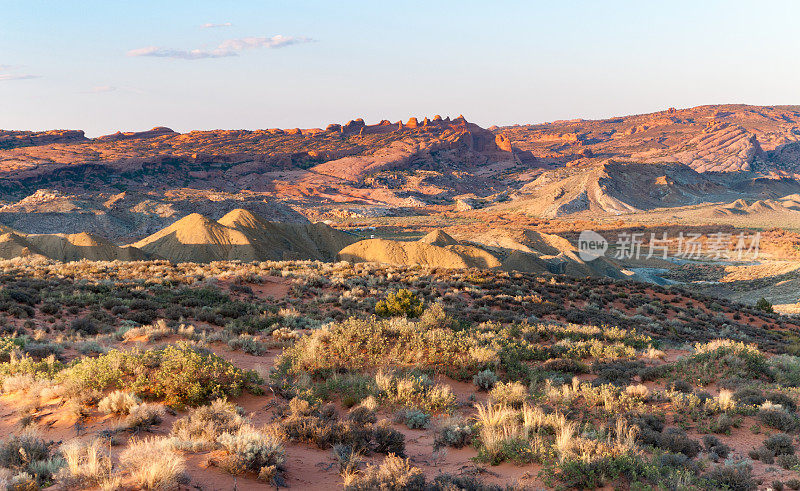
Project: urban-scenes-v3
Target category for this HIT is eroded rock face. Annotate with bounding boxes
[496,104,800,175]
[6,105,800,225]
[0,129,86,149]
[672,122,764,172]
[96,127,176,142]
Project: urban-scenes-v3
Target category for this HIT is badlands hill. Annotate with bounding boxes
[132,209,357,263]
[0,209,358,264]
[0,230,145,262]
[338,228,628,278]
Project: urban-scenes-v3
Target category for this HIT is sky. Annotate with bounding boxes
[2,0,800,136]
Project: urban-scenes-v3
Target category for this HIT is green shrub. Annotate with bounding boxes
[434,417,473,449]
[472,369,498,391]
[704,461,756,491]
[658,428,701,458]
[59,342,260,407]
[759,409,798,432]
[764,433,795,455]
[398,409,430,429]
[777,454,800,470]
[375,289,423,318]
[756,297,773,313]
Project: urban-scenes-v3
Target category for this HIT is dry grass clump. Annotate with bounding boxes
[215,425,286,484]
[119,437,186,490]
[123,402,167,430]
[472,403,558,465]
[488,381,528,407]
[170,399,246,450]
[122,319,173,342]
[374,370,455,413]
[98,390,141,415]
[342,453,425,490]
[57,439,113,488]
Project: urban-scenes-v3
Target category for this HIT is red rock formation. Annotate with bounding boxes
[96,127,175,142]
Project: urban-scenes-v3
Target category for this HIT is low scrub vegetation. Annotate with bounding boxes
[0,258,797,489]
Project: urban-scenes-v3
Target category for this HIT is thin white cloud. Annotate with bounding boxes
[127,35,312,60]
[201,22,232,29]
[83,85,144,95]
[0,65,39,81]
[90,85,117,93]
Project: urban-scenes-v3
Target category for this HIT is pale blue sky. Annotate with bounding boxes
[1,0,799,136]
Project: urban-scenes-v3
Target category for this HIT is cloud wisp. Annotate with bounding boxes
[127,35,312,60]
[0,65,39,81]
[201,22,232,29]
[90,86,117,93]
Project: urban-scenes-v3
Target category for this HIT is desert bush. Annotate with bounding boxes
[749,445,775,464]
[710,413,737,434]
[375,289,423,318]
[771,355,800,387]
[472,369,498,391]
[767,392,798,412]
[281,400,404,456]
[216,425,285,483]
[227,334,268,355]
[170,399,246,449]
[702,435,730,460]
[59,342,260,407]
[123,402,166,430]
[759,408,798,432]
[679,340,769,384]
[333,444,362,475]
[374,370,456,413]
[434,416,473,449]
[119,437,186,490]
[764,433,796,455]
[98,390,141,415]
[778,454,800,470]
[756,297,774,313]
[372,421,405,455]
[0,432,50,470]
[71,317,99,335]
[657,428,701,458]
[0,431,63,486]
[703,461,756,491]
[397,409,430,429]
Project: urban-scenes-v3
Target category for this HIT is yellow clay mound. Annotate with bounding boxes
[339,238,500,269]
